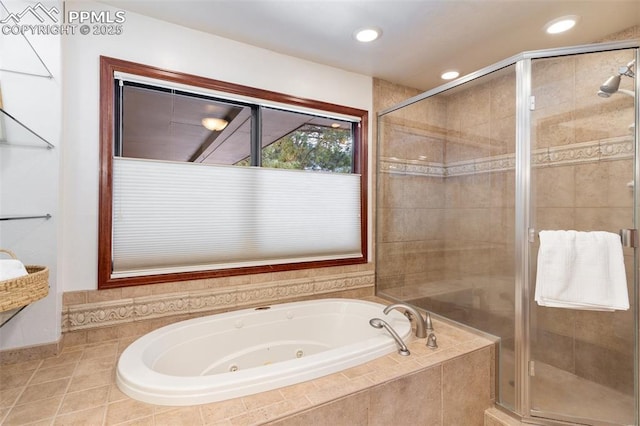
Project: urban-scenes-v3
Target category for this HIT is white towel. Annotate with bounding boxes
[535,230,629,311]
[0,259,28,281]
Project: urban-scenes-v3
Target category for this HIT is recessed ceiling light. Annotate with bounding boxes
[201,117,229,131]
[354,27,381,43]
[544,15,578,34]
[441,70,459,80]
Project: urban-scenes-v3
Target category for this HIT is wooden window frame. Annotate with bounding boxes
[98,56,368,289]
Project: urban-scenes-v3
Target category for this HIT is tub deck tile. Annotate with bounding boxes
[277,381,318,400]
[153,406,202,426]
[200,398,248,424]
[242,389,285,411]
[305,375,374,405]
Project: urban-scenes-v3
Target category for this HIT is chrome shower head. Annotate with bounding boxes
[599,74,621,95]
[597,59,636,98]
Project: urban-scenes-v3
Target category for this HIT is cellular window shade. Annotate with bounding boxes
[111,158,362,277]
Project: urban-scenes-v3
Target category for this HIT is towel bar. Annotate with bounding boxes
[620,229,638,248]
[530,228,638,248]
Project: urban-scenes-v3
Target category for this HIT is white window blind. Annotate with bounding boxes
[112,158,362,278]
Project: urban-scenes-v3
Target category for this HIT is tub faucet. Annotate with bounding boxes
[369,318,410,356]
[383,303,427,338]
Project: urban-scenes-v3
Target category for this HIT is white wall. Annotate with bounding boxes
[0,0,372,351]
[0,1,62,349]
[61,1,373,295]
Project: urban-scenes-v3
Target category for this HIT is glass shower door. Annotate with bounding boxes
[528,48,637,425]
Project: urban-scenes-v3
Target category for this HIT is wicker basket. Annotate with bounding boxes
[0,249,49,312]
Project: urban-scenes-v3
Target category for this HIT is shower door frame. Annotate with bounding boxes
[516,42,640,426]
[377,39,640,426]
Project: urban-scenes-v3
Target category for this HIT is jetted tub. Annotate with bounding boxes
[116,298,411,406]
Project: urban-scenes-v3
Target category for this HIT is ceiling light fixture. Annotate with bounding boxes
[331,123,341,128]
[201,117,229,131]
[544,15,578,34]
[441,70,459,80]
[354,27,381,43]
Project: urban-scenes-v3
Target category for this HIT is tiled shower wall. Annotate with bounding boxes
[377,66,517,346]
[376,26,639,397]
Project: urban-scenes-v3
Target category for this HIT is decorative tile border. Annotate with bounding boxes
[381,136,633,178]
[379,157,446,177]
[62,271,374,332]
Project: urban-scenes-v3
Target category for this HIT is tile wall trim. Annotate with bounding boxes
[380,136,632,177]
[62,271,375,332]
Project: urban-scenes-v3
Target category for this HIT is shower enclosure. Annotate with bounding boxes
[376,40,639,425]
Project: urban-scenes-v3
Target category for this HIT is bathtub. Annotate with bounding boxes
[116,298,411,406]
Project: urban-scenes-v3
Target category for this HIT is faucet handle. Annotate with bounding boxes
[425,312,434,332]
[426,333,438,349]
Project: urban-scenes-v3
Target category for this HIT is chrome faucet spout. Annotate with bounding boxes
[383,303,427,338]
[369,318,410,356]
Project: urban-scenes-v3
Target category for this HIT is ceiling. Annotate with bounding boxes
[102,0,640,91]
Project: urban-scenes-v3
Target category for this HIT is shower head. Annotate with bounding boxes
[597,59,636,98]
[599,74,621,95]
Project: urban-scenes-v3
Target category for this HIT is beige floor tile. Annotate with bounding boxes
[108,383,129,403]
[0,371,34,391]
[74,355,116,376]
[81,342,119,361]
[3,395,62,425]
[59,385,110,414]
[113,415,154,425]
[105,398,155,424]
[67,368,113,393]
[0,407,9,424]
[0,387,23,408]
[15,377,70,404]
[40,351,83,369]
[30,363,77,385]
[0,360,42,375]
[17,418,53,426]
[54,406,107,425]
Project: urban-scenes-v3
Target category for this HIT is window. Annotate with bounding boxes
[99,56,368,289]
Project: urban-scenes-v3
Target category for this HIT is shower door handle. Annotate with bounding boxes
[619,229,638,248]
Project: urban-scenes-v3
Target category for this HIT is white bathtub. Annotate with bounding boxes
[116,298,411,406]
